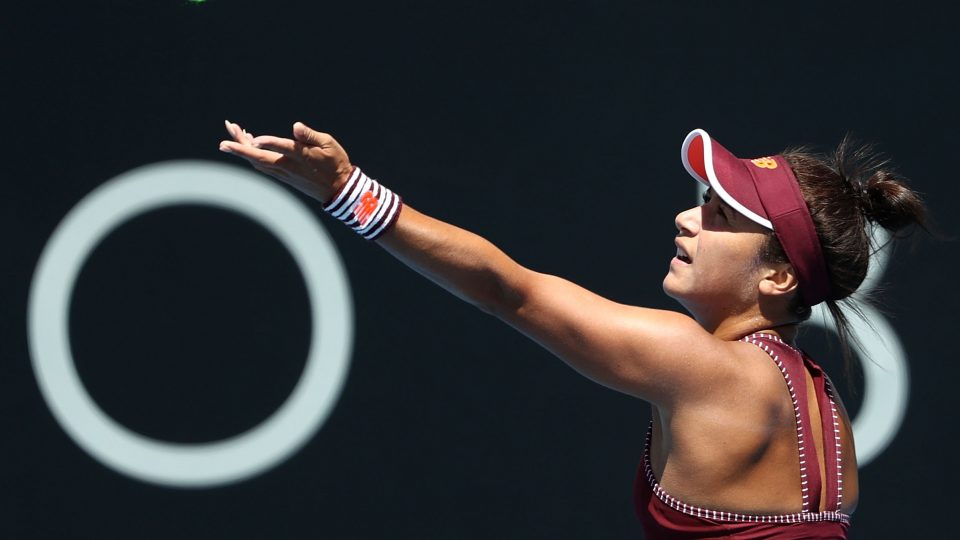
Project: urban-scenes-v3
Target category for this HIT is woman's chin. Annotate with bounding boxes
[662,275,684,301]
[662,276,700,311]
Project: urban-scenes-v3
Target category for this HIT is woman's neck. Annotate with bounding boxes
[697,310,800,343]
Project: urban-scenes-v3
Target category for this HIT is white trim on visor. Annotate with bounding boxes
[681,129,774,230]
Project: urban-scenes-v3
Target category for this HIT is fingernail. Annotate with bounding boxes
[219,145,232,153]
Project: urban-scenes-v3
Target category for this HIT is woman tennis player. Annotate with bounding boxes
[220,120,925,538]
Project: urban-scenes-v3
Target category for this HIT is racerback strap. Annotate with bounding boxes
[742,333,843,513]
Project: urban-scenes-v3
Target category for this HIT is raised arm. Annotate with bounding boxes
[219,121,735,405]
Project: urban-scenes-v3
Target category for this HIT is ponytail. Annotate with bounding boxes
[764,137,928,376]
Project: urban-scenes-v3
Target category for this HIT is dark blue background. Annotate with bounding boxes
[4,1,955,538]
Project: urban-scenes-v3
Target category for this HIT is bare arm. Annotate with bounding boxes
[219,121,734,405]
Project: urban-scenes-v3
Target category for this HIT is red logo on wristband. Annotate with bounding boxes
[354,191,379,226]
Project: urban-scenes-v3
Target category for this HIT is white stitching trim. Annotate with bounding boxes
[824,377,844,511]
[642,426,850,525]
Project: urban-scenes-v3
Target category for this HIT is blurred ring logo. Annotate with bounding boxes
[28,161,354,488]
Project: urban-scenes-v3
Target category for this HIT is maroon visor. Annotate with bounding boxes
[680,129,831,306]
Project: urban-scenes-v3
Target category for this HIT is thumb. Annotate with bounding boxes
[293,121,326,146]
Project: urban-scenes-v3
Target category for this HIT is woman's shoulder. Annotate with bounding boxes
[659,336,795,416]
[728,337,797,398]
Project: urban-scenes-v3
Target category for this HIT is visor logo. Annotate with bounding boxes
[750,157,778,169]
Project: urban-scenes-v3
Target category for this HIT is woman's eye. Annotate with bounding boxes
[701,191,730,221]
[701,192,728,219]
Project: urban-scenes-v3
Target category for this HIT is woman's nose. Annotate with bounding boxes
[675,206,701,235]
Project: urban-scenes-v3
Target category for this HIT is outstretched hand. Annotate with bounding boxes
[219,120,354,203]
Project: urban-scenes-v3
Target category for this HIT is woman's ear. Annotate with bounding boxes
[759,263,799,298]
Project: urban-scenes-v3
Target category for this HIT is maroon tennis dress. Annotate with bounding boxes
[635,333,852,539]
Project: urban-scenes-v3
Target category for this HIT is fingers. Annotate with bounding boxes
[224,119,243,142]
[225,120,328,151]
[220,141,288,182]
[250,135,301,156]
[219,140,284,163]
[293,121,330,146]
[224,120,255,145]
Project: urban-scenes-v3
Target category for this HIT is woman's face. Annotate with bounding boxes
[663,189,772,319]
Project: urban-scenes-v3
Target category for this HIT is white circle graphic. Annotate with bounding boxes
[810,300,909,466]
[28,160,353,488]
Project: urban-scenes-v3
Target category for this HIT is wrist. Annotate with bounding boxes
[323,165,356,206]
[322,167,403,241]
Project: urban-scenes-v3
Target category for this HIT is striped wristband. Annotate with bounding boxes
[322,167,403,240]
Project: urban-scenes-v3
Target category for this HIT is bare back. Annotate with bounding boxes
[647,334,859,516]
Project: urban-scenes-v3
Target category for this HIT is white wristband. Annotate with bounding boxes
[322,167,403,240]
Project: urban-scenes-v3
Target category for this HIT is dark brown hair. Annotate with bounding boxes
[761,137,927,371]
